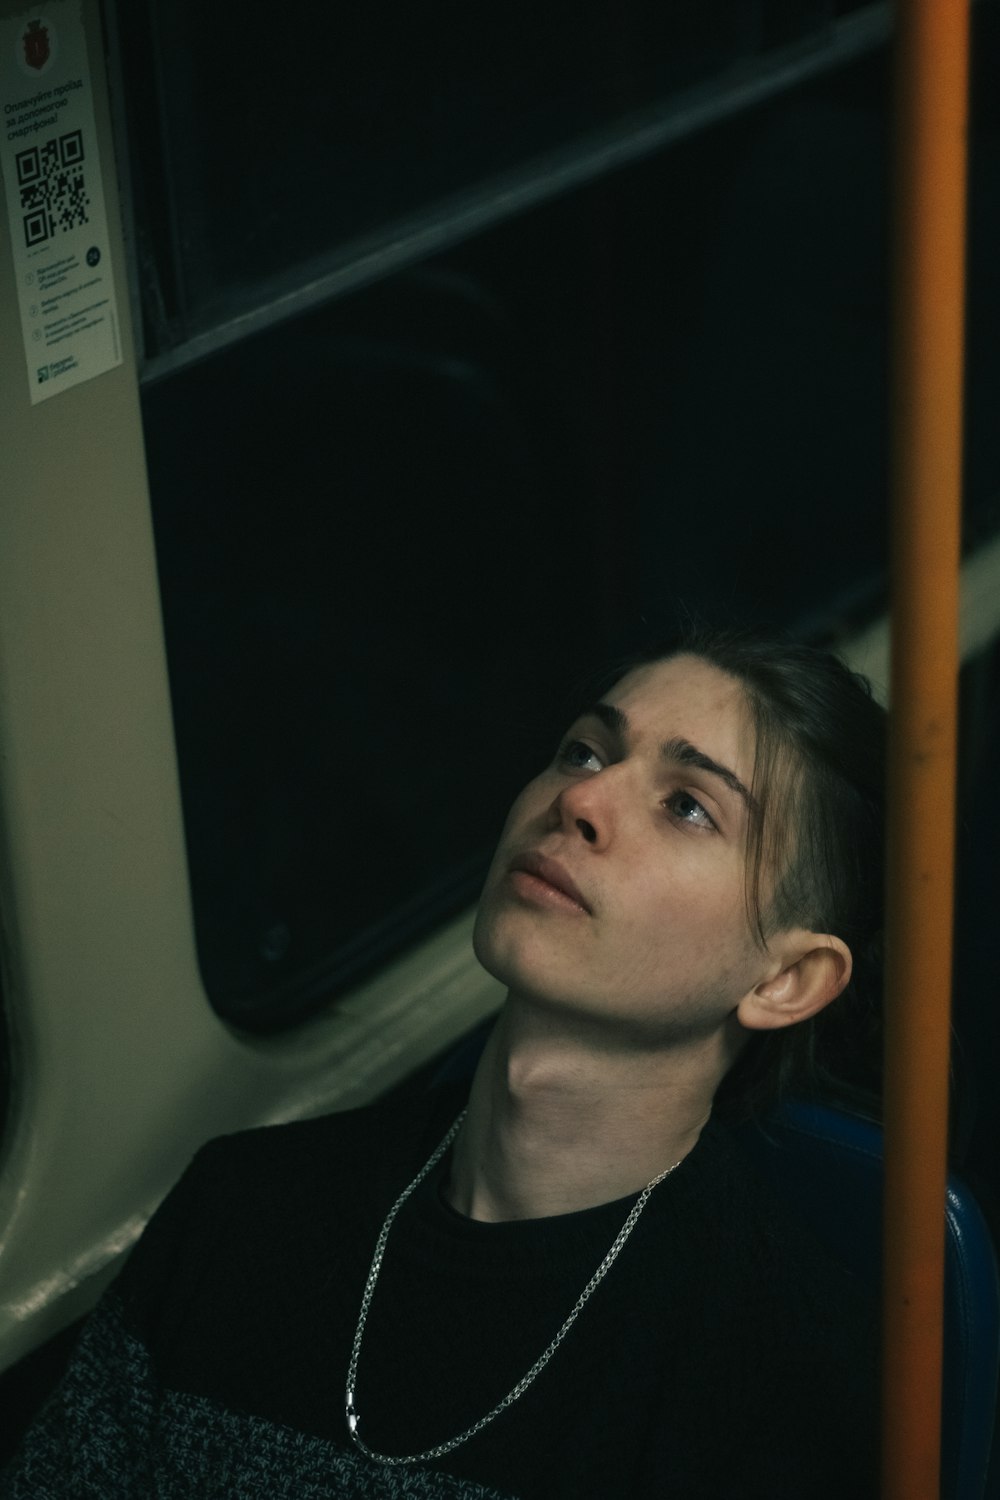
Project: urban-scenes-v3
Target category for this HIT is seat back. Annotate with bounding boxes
[736,1101,1000,1500]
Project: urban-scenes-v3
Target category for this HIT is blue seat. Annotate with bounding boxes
[736,1101,1000,1500]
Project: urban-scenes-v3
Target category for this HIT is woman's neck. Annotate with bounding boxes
[444,996,735,1222]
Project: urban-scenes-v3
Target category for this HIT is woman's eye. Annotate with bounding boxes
[557,739,603,773]
[666,790,716,830]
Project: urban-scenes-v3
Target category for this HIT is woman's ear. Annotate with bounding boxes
[737,933,853,1032]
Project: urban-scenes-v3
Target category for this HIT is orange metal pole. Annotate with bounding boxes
[882,2,969,1497]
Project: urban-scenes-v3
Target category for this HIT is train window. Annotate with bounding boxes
[111,0,839,362]
[119,3,1000,1034]
[136,127,798,1029]
[141,268,608,1028]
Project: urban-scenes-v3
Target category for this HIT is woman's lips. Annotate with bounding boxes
[508,853,592,914]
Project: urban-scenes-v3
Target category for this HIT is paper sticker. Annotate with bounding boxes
[1,2,123,404]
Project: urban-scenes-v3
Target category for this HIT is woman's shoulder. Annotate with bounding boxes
[166,1086,467,1224]
[119,1082,466,1304]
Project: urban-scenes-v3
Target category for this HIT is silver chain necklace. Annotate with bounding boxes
[344,1108,679,1467]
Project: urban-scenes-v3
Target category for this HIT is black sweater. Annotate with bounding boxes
[4,1086,878,1498]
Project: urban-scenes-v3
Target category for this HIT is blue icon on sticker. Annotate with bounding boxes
[86,246,100,267]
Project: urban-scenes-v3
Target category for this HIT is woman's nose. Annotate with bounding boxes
[550,772,617,849]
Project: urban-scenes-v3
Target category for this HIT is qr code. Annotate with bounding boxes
[16,130,89,249]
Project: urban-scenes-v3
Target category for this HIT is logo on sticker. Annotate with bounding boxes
[16,17,58,76]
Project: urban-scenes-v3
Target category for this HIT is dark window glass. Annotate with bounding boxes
[116,0,837,351]
[143,272,605,1026]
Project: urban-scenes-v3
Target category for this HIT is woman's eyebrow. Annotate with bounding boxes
[588,703,756,815]
[588,701,629,735]
[660,736,756,814]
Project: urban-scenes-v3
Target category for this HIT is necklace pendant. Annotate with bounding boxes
[346,1390,360,1435]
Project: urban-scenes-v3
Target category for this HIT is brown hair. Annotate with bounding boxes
[600,626,886,1118]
